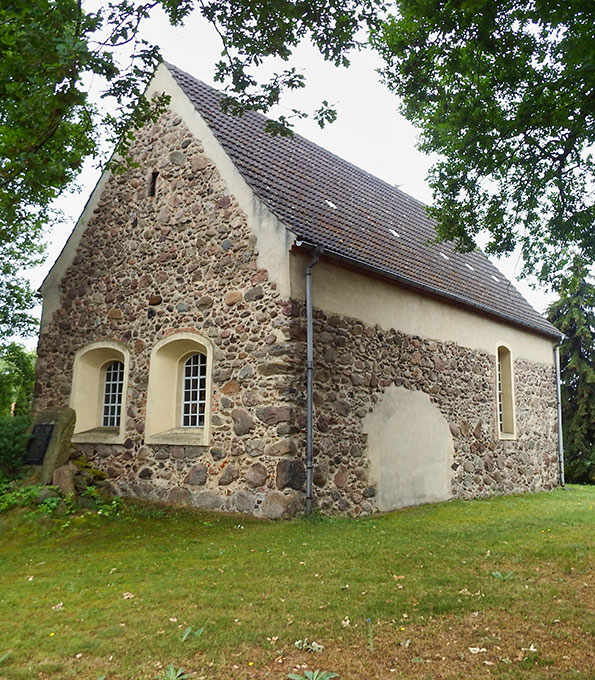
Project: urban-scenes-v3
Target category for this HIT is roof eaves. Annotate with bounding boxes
[292,239,562,341]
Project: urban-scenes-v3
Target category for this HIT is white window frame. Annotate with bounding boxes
[145,332,213,446]
[181,353,208,428]
[70,341,130,444]
[102,360,125,427]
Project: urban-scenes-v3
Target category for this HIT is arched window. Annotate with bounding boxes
[145,333,213,445]
[70,341,130,444]
[496,344,516,438]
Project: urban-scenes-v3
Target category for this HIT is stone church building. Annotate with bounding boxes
[34,63,563,518]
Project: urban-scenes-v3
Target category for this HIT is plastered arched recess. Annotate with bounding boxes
[364,385,454,511]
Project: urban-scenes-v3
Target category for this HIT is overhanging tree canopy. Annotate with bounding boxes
[1,0,383,338]
[373,0,595,284]
[2,0,593,339]
[0,0,166,339]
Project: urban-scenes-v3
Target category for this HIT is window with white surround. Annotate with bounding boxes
[70,341,130,444]
[145,332,213,445]
[496,344,516,438]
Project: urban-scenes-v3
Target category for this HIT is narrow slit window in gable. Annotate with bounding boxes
[148,170,159,197]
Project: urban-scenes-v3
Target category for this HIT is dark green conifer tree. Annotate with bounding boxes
[548,262,595,483]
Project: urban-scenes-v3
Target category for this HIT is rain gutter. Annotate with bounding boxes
[301,243,323,515]
[553,338,566,487]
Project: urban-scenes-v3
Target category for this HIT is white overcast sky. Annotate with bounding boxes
[22,5,555,347]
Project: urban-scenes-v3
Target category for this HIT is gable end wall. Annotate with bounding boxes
[35,109,308,518]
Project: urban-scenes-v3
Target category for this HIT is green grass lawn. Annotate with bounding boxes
[0,486,593,680]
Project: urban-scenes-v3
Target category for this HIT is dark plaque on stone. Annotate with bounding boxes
[24,424,55,465]
[25,408,76,483]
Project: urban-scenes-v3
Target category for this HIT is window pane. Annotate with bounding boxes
[102,361,124,427]
[181,353,207,427]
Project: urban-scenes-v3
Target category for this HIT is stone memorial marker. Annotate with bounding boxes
[23,424,55,465]
[25,408,76,484]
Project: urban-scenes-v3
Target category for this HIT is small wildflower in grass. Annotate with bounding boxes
[294,638,324,652]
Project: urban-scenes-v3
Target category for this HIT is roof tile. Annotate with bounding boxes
[168,63,559,339]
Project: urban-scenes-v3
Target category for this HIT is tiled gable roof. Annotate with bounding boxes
[168,63,560,339]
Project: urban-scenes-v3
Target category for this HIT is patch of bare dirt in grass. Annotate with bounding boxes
[216,572,594,680]
[216,618,592,679]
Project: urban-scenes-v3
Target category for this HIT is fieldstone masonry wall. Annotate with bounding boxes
[35,108,560,518]
[301,310,559,515]
[35,110,306,519]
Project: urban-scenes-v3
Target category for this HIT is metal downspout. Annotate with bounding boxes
[305,246,323,514]
[554,341,565,487]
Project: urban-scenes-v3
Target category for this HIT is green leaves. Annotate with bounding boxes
[181,625,204,642]
[0,343,35,476]
[2,0,388,338]
[0,482,43,513]
[0,343,36,417]
[372,0,595,284]
[288,671,339,680]
[187,0,386,135]
[294,638,324,652]
[0,0,163,339]
[4,0,591,344]
[156,665,191,680]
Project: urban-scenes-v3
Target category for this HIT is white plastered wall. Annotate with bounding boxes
[40,63,294,332]
[290,253,555,363]
[364,386,454,510]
